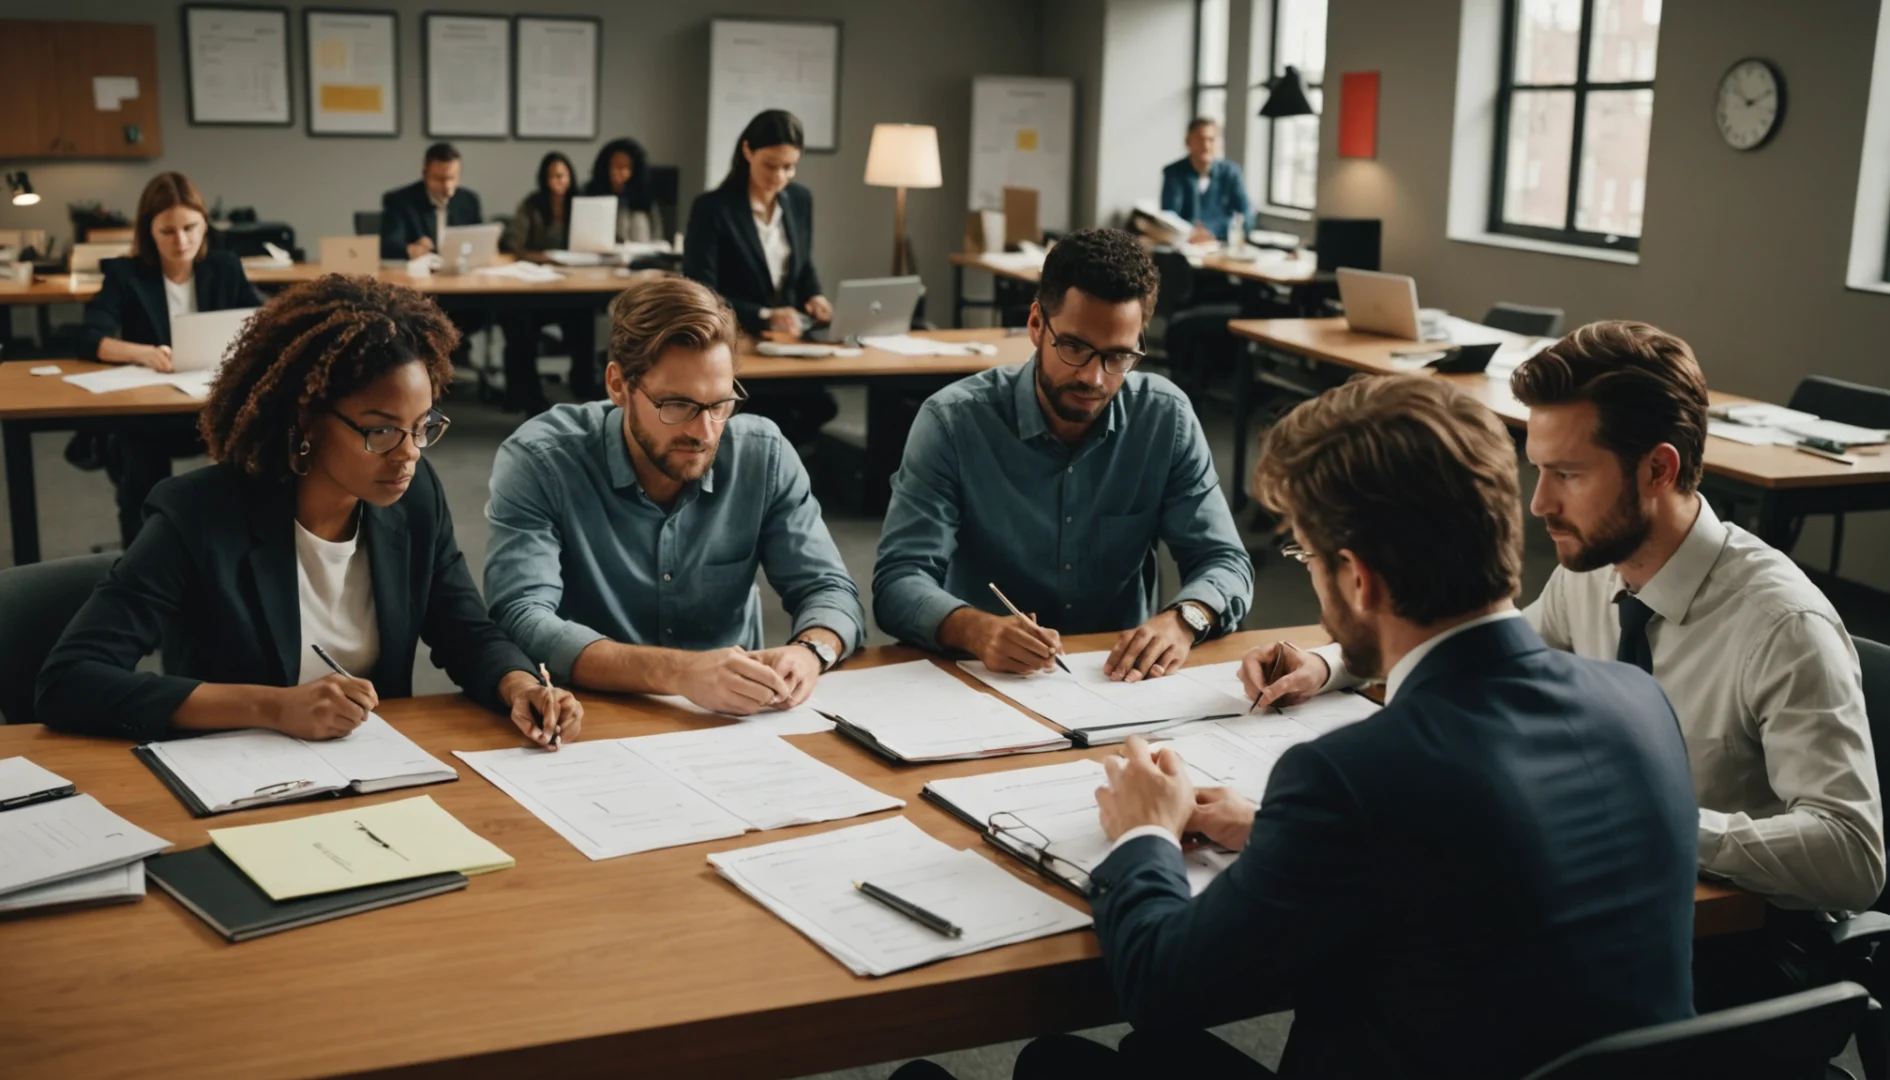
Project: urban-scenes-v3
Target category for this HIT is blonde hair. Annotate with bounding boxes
[606,275,738,382]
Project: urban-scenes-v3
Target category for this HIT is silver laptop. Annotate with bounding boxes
[808,276,925,343]
[170,307,259,372]
[1337,268,1437,341]
[438,222,503,271]
[568,196,618,255]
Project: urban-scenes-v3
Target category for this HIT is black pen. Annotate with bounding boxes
[854,880,964,938]
[310,643,354,679]
[987,582,1072,674]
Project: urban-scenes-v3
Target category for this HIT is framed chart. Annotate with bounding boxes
[515,15,600,139]
[182,5,293,126]
[705,18,840,181]
[424,12,510,138]
[304,9,398,136]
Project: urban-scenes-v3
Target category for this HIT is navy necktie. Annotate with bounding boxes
[1617,594,1656,674]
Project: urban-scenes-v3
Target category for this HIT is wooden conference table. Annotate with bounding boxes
[0,627,1762,1080]
[0,259,662,306]
[947,249,1324,328]
[1228,318,1890,540]
[0,330,1029,565]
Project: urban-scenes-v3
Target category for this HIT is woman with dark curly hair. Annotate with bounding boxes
[584,137,658,242]
[38,275,583,749]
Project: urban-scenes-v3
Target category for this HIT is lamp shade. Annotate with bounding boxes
[864,123,942,188]
[1258,66,1318,119]
[6,171,37,207]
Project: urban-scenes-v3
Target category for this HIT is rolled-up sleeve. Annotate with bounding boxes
[872,402,972,651]
[757,433,865,656]
[1700,612,1885,912]
[1162,404,1253,635]
[483,440,607,682]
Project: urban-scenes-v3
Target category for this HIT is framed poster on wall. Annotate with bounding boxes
[305,9,398,136]
[515,15,599,139]
[705,18,840,181]
[424,12,510,138]
[182,5,293,126]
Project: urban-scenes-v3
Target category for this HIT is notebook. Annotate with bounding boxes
[146,845,466,943]
[208,795,512,900]
[134,714,457,816]
[0,756,77,811]
[0,862,144,917]
[0,794,171,897]
[807,660,1070,762]
[955,655,1254,746]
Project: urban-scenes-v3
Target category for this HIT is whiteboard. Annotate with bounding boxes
[969,77,1074,232]
[706,19,840,186]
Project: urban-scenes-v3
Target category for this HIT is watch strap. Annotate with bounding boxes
[795,638,835,672]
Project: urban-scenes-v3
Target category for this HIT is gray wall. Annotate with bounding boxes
[1042,0,1108,230]
[0,0,1047,319]
[1321,0,1890,590]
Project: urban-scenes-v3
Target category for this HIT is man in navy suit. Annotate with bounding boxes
[1159,117,1252,242]
[1033,375,1700,1079]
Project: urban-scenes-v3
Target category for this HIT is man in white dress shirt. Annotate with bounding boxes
[1249,321,1882,929]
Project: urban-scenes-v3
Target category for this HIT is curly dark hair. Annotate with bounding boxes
[198,275,457,482]
[1035,227,1159,324]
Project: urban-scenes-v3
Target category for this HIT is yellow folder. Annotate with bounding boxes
[209,795,513,900]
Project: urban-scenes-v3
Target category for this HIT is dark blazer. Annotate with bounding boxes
[1090,618,1698,1080]
[79,250,263,360]
[682,182,822,335]
[379,180,483,260]
[37,458,532,742]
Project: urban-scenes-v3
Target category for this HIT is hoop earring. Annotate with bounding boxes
[289,437,312,477]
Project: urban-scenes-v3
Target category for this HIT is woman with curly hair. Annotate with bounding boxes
[38,275,582,748]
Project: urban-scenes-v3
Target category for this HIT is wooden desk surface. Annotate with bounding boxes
[0,359,207,421]
[0,628,1759,1079]
[948,251,1043,285]
[737,328,1033,380]
[1231,318,1890,492]
[1198,250,1321,285]
[0,261,656,305]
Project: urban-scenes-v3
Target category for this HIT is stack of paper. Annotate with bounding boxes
[1160,692,1381,801]
[456,729,903,860]
[0,756,77,809]
[1708,419,1795,447]
[858,334,989,357]
[138,714,457,815]
[0,863,145,915]
[0,794,170,898]
[474,261,564,283]
[958,653,1253,745]
[708,816,1091,976]
[1710,403,1890,447]
[810,660,1069,761]
[208,795,511,900]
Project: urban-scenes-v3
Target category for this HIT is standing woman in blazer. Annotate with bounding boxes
[81,171,264,547]
[585,137,659,243]
[499,151,594,411]
[683,109,836,446]
[39,274,582,748]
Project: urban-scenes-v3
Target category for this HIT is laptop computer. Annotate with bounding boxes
[437,223,503,271]
[1336,268,1434,340]
[807,276,925,343]
[320,236,379,277]
[170,307,259,372]
[568,196,618,255]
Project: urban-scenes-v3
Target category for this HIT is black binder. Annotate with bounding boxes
[131,745,345,818]
[145,846,466,943]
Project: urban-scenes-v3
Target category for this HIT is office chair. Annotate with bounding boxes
[1481,302,1565,338]
[1150,248,1239,409]
[1313,217,1381,273]
[1783,376,1890,574]
[1521,981,1873,1080]
[0,553,116,725]
[353,211,382,237]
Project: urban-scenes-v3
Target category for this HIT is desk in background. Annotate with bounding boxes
[0,627,1762,1079]
[1225,319,1890,540]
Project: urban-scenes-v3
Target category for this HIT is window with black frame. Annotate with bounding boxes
[1255,0,1325,212]
[1492,0,1660,251]
[1193,0,1231,125]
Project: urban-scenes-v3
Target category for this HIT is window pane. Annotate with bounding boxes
[1270,106,1320,210]
[1195,87,1228,128]
[1197,0,1230,86]
[1512,0,1582,84]
[1588,0,1660,82]
[1275,0,1327,83]
[1575,89,1653,237]
[1502,89,1575,228]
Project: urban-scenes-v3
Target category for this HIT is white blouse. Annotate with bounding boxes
[751,198,792,293]
[293,518,380,685]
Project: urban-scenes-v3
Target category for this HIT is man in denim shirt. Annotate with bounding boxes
[485,276,862,715]
[874,228,1252,681]
[1160,117,1252,243]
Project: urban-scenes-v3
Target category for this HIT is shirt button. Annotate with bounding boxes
[1064,563,1072,570]
[1066,467,1073,474]
[1065,515,1073,522]
[662,573,672,582]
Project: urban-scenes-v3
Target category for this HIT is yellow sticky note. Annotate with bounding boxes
[316,38,349,70]
[210,795,513,901]
[320,84,383,113]
[1015,128,1039,152]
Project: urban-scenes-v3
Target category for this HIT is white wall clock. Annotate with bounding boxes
[1716,58,1784,151]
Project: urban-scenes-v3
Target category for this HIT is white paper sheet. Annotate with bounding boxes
[625,729,902,832]
[644,694,835,736]
[145,714,451,811]
[1708,420,1793,447]
[0,795,169,897]
[707,816,1091,976]
[0,757,73,805]
[0,862,144,913]
[857,334,981,357]
[958,651,1251,738]
[810,660,1067,760]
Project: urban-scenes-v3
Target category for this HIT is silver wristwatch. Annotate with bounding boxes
[795,637,838,672]
[1168,601,1212,644]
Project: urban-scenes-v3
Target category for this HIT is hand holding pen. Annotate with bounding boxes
[498,665,584,750]
[986,583,1073,675]
[275,644,379,740]
[1239,639,1323,712]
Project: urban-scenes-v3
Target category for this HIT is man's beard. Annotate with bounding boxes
[1036,359,1114,424]
[1323,580,1383,682]
[1545,474,1650,573]
[628,413,717,483]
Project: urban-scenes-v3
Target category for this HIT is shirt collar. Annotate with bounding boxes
[1622,496,1727,624]
[1384,610,1525,703]
[1011,353,1124,446]
[602,406,718,499]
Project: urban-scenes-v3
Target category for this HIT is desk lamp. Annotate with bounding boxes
[864,124,942,275]
[7,172,38,207]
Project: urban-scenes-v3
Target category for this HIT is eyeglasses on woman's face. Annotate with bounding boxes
[329,407,451,454]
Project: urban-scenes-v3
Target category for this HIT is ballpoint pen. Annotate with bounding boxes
[1250,640,1301,713]
[853,880,964,938]
[986,582,1072,674]
[310,643,353,679]
[537,662,561,749]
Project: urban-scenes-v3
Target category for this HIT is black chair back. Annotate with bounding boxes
[1482,302,1566,337]
[1856,636,1890,914]
[1789,376,1890,431]
[1314,217,1381,272]
[353,210,382,237]
[1522,981,1871,1080]
[0,553,117,725]
[1151,249,1197,317]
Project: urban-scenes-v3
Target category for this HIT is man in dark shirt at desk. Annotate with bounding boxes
[379,142,483,261]
[873,228,1252,683]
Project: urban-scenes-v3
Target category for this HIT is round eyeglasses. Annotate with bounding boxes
[330,408,451,454]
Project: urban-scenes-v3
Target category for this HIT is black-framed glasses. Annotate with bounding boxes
[1280,541,1313,565]
[634,380,748,426]
[1044,318,1146,376]
[988,811,1095,895]
[330,407,450,454]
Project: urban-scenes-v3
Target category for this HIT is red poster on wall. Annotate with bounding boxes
[1339,72,1380,159]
